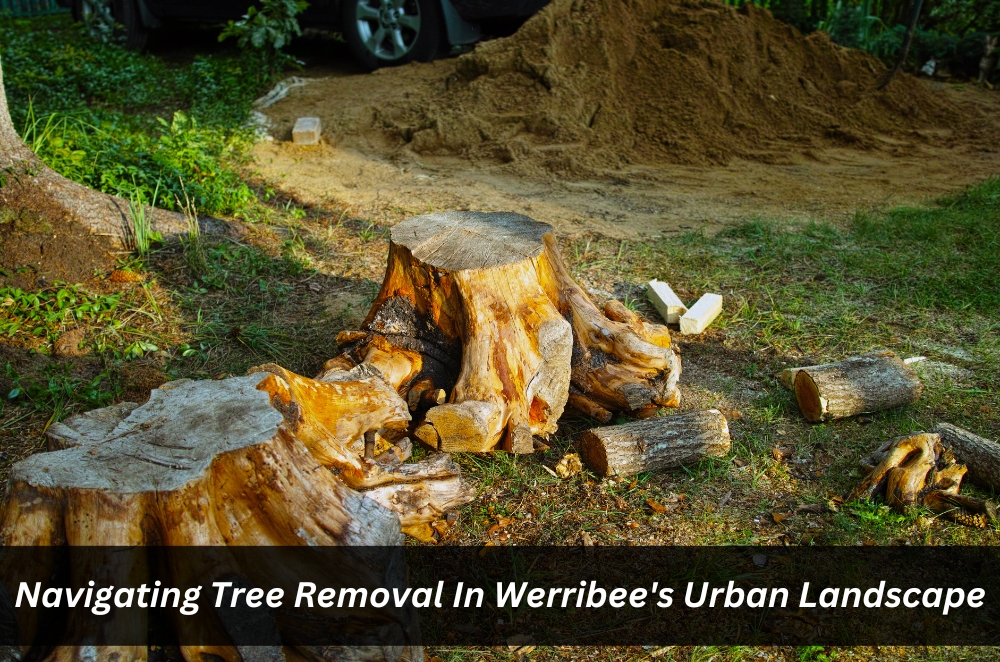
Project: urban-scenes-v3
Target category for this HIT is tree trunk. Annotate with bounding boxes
[579,409,730,478]
[327,212,681,453]
[1,366,474,660]
[792,350,922,423]
[0,62,187,244]
[934,423,1000,492]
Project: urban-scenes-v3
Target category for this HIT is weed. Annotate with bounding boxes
[125,180,162,257]
[5,362,120,425]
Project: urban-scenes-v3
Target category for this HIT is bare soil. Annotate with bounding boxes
[256,0,1000,238]
[0,178,117,289]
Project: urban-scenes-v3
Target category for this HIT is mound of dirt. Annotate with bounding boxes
[369,0,976,173]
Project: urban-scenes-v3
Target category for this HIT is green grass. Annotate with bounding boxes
[1,14,270,216]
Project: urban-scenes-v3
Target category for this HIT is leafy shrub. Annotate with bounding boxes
[220,0,309,68]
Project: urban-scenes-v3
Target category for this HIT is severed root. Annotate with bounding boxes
[923,491,999,528]
[849,432,996,527]
[330,211,682,453]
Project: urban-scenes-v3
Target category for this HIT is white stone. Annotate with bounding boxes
[292,117,322,145]
[646,279,687,324]
[679,293,723,335]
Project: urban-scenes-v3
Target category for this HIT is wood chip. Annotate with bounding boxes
[647,498,669,513]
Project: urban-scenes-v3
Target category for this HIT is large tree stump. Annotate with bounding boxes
[579,409,731,478]
[326,212,681,454]
[793,350,923,423]
[1,367,474,660]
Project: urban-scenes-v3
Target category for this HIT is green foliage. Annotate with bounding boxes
[0,14,269,217]
[219,0,309,67]
[798,645,837,662]
[5,362,120,422]
[0,285,122,342]
[817,0,885,50]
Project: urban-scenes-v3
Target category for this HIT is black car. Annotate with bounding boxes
[62,0,548,69]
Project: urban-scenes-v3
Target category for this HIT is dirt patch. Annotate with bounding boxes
[0,177,117,289]
[257,3,1000,238]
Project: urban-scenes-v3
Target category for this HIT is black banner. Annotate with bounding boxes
[1,546,998,647]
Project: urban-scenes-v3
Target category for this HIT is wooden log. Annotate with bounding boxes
[579,409,731,478]
[792,350,923,423]
[333,211,682,453]
[935,423,1000,492]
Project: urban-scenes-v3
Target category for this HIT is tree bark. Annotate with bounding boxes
[793,350,922,423]
[328,211,681,454]
[934,423,1000,492]
[0,61,189,244]
[579,409,730,478]
[2,367,474,660]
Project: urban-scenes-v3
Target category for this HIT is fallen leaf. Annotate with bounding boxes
[647,498,669,514]
[796,503,827,514]
[486,524,500,536]
[496,516,512,527]
[718,490,732,509]
[772,511,791,523]
[580,530,595,546]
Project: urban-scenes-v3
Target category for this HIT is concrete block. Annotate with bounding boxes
[646,279,687,324]
[292,117,322,145]
[679,293,723,335]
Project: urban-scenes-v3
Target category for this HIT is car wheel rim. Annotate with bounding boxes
[355,0,421,61]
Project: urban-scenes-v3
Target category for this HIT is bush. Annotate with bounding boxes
[219,0,309,69]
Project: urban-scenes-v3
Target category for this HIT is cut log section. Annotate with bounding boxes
[792,350,923,423]
[579,409,731,478]
[329,211,682,453]
[935,423,1000,492]
[849,432,997,528]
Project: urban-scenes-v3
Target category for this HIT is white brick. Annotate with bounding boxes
[292,117,322,145]
[679,293,723,335]
[646,279,687,324]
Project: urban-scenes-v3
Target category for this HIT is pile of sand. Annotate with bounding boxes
[369,0,970,174]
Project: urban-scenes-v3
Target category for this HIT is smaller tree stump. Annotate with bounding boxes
[793,350,922,423]
[850,432,997,528]
[579,409,731,478]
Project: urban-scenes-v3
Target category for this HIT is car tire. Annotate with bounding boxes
[342,0,444,71]
[113,0,149,51]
